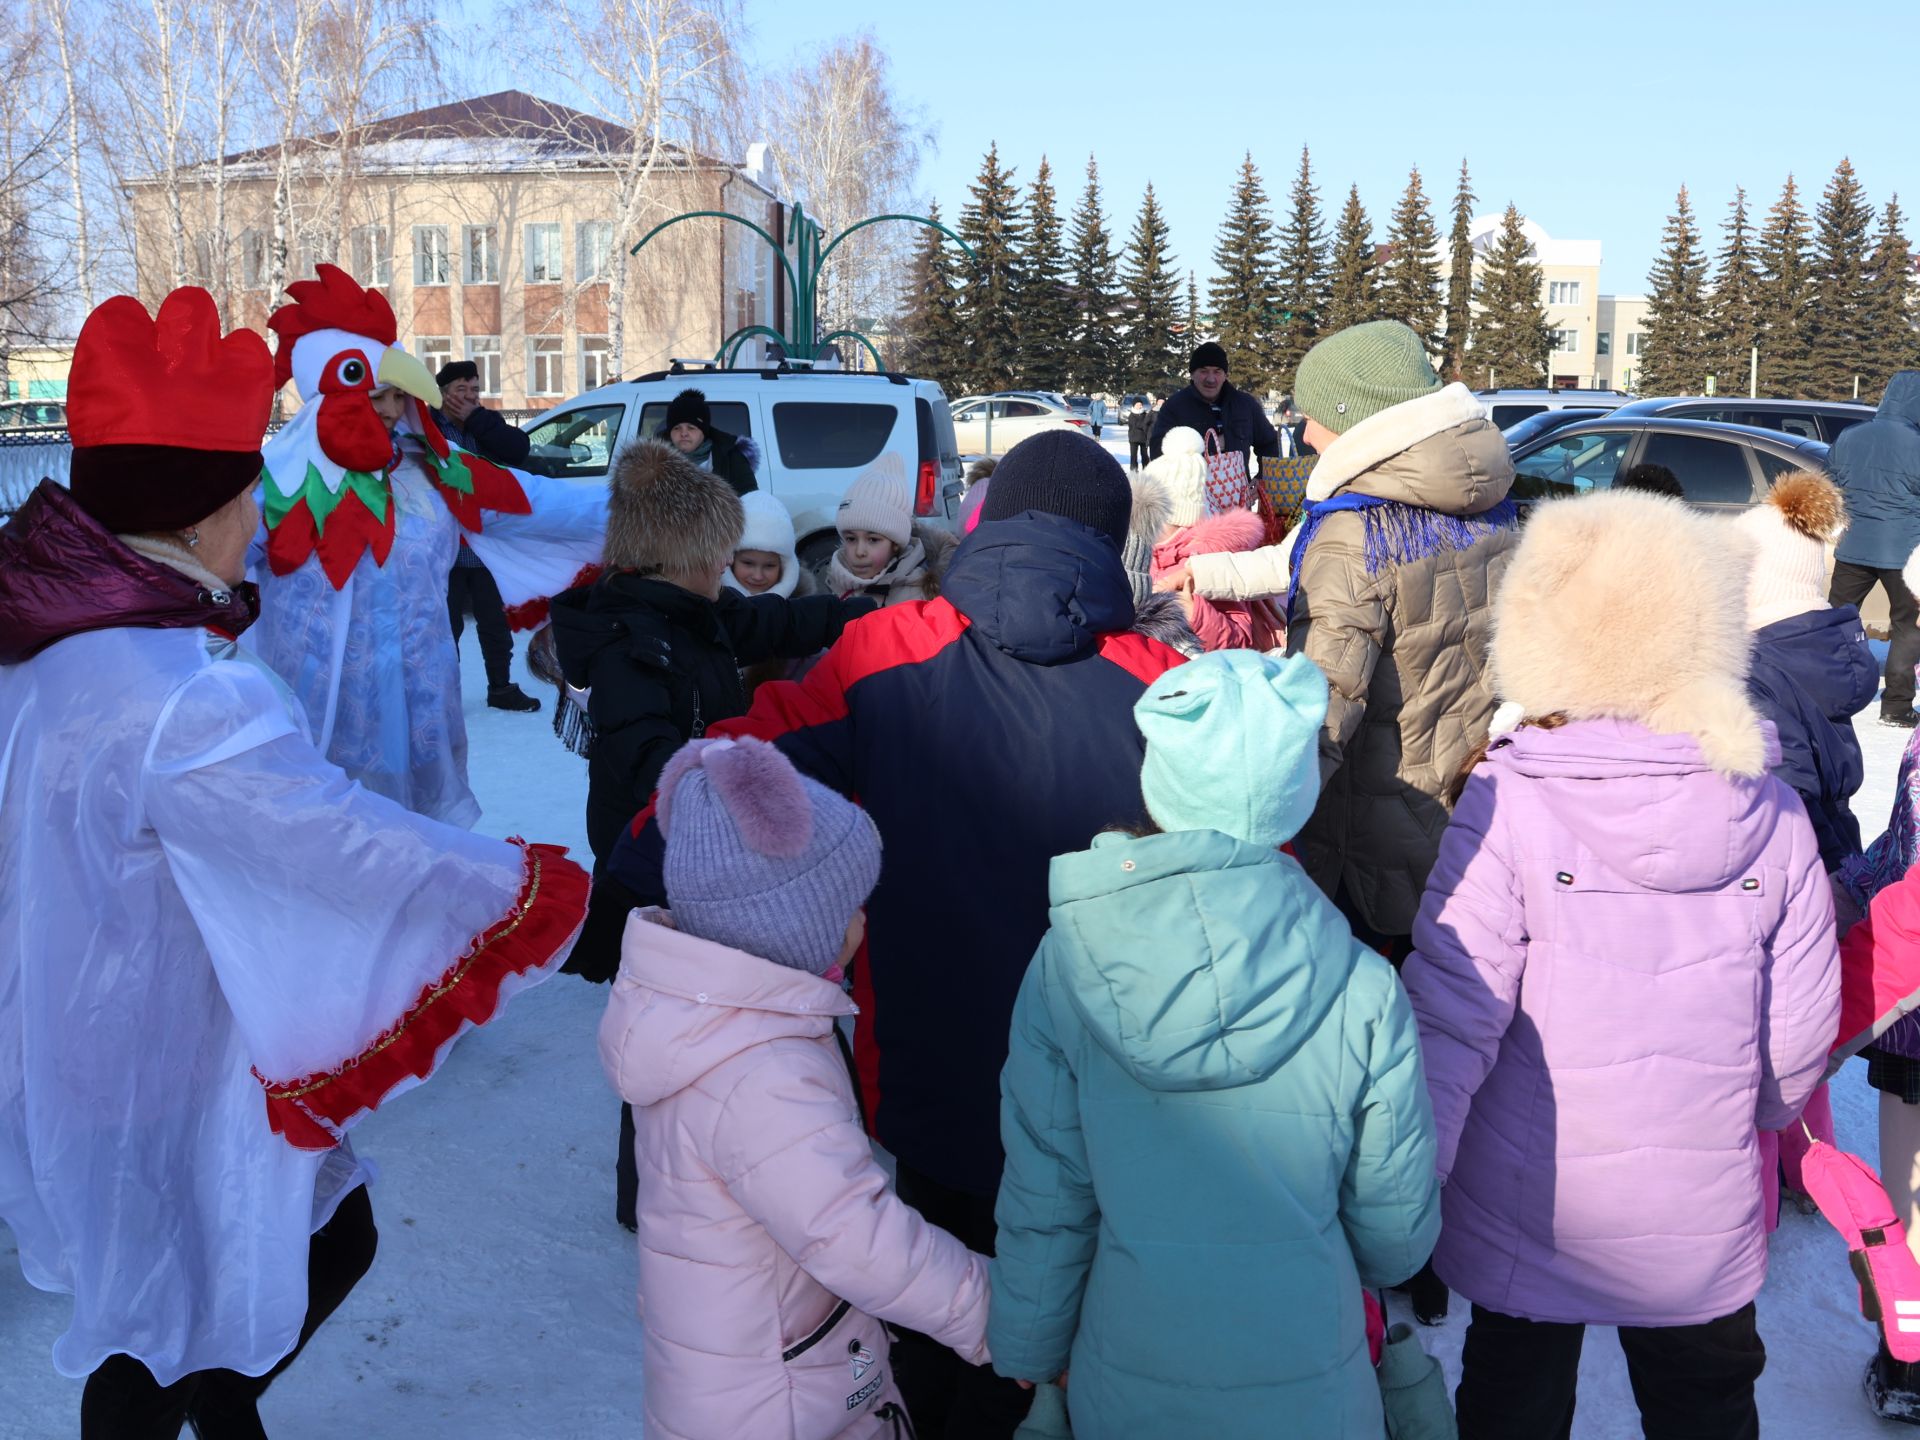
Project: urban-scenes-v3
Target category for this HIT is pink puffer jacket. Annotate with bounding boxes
[599,911,992,1440]
[1150,509,1282,652]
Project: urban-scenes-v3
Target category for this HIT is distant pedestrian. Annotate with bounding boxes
[1125,397,1152,470]
[1276,396,1313,458]
[661,386,760,496]
[1147,341,1279,465]
[1089,395,1107,437]
[1827,370,1920,727]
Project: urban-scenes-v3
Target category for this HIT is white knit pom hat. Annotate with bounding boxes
[723,490,801,598]
[835,452,913,547]
[1732,470,1846,630]
[1140,426,1209,528]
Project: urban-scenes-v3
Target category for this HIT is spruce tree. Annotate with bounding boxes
[1378,166,1444,360]
[1119,182,1184,397]
[1323,185,1380,338]
[1805,158,1877,399]
[1019,156,1076,392]
[1865,195,1919,397]
[1442,159,1477,381]
[898,200,965,391]
[1207,153,1279,394]
[1755,174,1814,398]
[1707,187,1764,397]
[1469,203,1549,389]
[1067,155,1123,393]
[1272,145,1329,394]
[1640,186,1714,396]
[955,143,1025,394]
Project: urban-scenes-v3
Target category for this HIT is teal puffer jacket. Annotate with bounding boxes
[990,829,1441,1440]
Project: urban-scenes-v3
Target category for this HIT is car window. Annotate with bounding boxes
[1001,400,1045,419]
[771,401,898,469]
[1490,404,1546,428]
[1755,449,1813,486]
[522,403,625,479]
[1771,414,1818,439]
[1639,433,1756,505]
[1512,430,1633,500]
[954,403,986,422]
[1825,413,1869,441]
[640,400,753,443]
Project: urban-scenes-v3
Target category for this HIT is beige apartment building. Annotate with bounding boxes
[1451,214,1605,389]
[125,91,795,412]
[1595,295,1652,392]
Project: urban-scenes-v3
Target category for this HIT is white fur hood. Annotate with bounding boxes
[1305,382,1514,513]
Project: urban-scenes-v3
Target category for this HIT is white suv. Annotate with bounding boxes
[520,363,964,573]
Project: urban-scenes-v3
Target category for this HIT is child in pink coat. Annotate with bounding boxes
[1139,425,1282,651]
[599,736,991,1439]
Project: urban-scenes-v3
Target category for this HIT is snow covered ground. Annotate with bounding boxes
[2,630,1915,1437]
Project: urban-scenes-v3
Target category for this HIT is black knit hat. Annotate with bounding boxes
[435,359,479,388]
[977,430,1132,548]
[1189,341,1229,373]
[664,387,712,437]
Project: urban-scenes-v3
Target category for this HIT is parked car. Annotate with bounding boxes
[520,361,964,575]
[1605,395,1874,445]
[1508,416,1829,514]
[1501,407,1610,450]
[948,393,1089,456]
[0,400,67,431]
[1476,388,1632,430]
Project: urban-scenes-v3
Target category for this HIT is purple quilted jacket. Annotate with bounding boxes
[1401,717,1840,1327]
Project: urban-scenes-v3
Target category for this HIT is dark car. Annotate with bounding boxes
[1502,408,1610,451]
[1606,395,1873,445]
[1508,416,1829,514]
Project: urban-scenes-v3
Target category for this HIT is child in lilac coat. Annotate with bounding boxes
[1400,489,1841,1440]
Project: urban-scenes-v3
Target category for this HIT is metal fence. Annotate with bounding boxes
[0,430,71,516]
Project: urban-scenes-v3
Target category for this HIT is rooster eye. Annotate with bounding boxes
[337,357,367,386]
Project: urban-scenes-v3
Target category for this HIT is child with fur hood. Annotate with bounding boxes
[827,452,957,606]
[1401,488,1840,1438]
[601,736,991,1440]
[1135,425,1283,651]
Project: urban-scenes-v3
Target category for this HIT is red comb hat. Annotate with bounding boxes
[66,287,276,533]
[268,264,398,392]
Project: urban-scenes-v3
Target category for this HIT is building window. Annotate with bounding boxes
[1625,332,1645,356]
[1596,331,1612,357]
[414,226,450,286]
[1550,327,1580,355]
[241,230,267,289]
[581,335,612,390]
[350,225,390,287]
[463,225,499,285]
[191,234,216,285]
[524,223,563,283]
[465,335,501,396]
[577,221,615,282]
[418,335,452,379]
[296,225,335,278]
[1548,280,1582,305]
[528,336,564,396]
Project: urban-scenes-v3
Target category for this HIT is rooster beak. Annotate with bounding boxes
[376,347,441,407]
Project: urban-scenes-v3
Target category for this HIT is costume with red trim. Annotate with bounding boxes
[0,288,589,1388]
[608,513,1191,1197]
[247,264,603,825]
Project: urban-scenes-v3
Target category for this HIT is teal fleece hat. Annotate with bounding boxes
[1134,650,1330,847]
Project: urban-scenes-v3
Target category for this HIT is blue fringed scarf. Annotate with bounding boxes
[1284,492,1520,622]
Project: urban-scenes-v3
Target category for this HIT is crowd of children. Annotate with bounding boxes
[535,326,1920,1440]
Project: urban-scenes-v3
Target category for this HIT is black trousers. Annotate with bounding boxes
[1128,439,1150,469]
[447,559,515,690]
[1832,559,1920,709]
[890,1163,1033,1439]
[80,1186,379,1440]
[1454,1301,1765,1440]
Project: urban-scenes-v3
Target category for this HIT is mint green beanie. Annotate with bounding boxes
[1293,320,1442,436]
[1134,650,1330,847]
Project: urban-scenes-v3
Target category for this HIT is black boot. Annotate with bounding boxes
[488,682,541,713]
[1389,1259,1450,1326]
[1867,1340,1920,1423]
[1883,705,1919,729]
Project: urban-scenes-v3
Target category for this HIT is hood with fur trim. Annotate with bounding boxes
[1492,488,1767,779]
[606,440,744,577]
[1304,382,1513,515]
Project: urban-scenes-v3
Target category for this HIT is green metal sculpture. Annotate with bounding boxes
[628,202,971,368]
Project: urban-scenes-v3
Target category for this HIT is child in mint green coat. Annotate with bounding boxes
[989,650,1442,1440]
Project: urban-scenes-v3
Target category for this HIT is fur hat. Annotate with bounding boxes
[605,440,743,577]
[1734,471,1847,630]
[836,452,914,547]
[1140,426,1211,528]
[663,387,712,437]
[723,490,801,598]
[1492,488,1766,779]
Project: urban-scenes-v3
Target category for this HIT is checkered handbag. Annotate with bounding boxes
[1202,429,1254,515]
[1257,454,1317,544]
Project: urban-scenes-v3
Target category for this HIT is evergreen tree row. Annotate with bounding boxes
[1641,160,1919,401]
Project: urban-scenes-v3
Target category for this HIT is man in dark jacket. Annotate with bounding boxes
[609,431,1193,1439]
[1125,396,1153,469]
[436,359,541,711]
[1830,370,1920,726]
[662,386,759,495]
[551,440,868,1230]
[1148,340,1280,464]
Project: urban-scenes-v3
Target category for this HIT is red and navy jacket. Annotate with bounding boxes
[610,512,1189,1198]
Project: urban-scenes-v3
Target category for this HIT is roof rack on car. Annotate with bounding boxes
[637,363,911,385]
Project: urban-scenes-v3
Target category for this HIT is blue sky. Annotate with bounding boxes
[745,0,1917,298]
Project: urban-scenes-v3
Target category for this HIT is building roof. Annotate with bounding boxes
[1468,213,1602,269]
[153,90,774,195]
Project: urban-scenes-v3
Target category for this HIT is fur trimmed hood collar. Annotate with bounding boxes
[1305,382,1513,514]
[1492,488,1768,779]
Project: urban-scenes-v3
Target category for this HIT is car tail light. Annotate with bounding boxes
[1065,417,1088,427]
[915,459,939,517]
